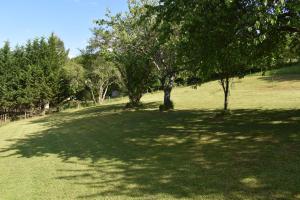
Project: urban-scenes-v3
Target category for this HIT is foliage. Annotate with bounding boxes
[85,56,121,104]
[63,60,85,101]
[94,1,156,107]
[0,34,69,114]
[149,0,299,110]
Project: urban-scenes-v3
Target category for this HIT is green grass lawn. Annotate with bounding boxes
[1,72,300,199]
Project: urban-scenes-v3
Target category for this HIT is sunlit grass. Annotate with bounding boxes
[0,71,300,199]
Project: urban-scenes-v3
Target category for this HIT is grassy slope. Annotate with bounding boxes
[0,67,300,200]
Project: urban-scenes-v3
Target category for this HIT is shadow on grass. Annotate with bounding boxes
[1,102,300,199]
[259,74,300,82]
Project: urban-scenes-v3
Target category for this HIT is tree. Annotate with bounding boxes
[94,2,155,107]
[44,33,69,108]
[152,0,259,111]
[62,60,85,104]
[85,56,120,104]
[116,48,153,107]
[0,42,14,110]
[0,34,70,116]
[149,28,183,111]
[253,0,300,65]
[150,0,300,111]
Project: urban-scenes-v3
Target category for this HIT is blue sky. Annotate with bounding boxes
[0,0,128,57]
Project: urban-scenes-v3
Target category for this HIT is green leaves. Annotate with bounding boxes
[0,34,69,111]
[91,1,158,106]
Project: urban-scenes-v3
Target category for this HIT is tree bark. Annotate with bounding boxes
[220,76,230,111]
[164,87,172,106]
[90,89,96,104]
[101,86,109,103]
[97,85,103,104]
[163,75,175,109]
[76,101,81,109]
[41,101,49,116]
[128,93,142,107]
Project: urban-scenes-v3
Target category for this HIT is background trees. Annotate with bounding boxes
[150,0,299,110]
[0,0,299,117]
[62,60,85,105]
[86,0,299,111]
[85,57,120,104]
[0,34,69,116]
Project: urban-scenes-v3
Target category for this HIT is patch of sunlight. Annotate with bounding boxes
[199,135,220,144]
[269,120,289,124]
[126,138,152,146]
[290,117,300,121]
[165,125,185,129]
[155,135,188,146]
[254,136,274,142]
[125,183,140,190]
[214,132,228,136]
[159,175,172,184]
[192,157,211,169]
[271,191,290,199]
[235,136,251,140]
[289,134,300,141]
[290,134,299,138]
[240,177,264,189]
[295,194,300,199]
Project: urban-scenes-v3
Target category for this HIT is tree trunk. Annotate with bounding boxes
[97,85,104,104]
[128,93,142,107]
[224,86,229,111]
[164,87,172,106]
[101,86,109,103]
[76,101,81,109]
[163,74,175,109]
[220,76,230,111]
[41,101,49,116]
[90,89,96,104]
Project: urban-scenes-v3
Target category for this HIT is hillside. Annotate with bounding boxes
[118,64,300,110]
[0,69,300,200]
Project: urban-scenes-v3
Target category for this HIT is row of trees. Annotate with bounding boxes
[85,0,299,111]
[0,34,123,117]
[0,34,69,115]
[0,0,299,116]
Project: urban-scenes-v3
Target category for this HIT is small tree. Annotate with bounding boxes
[150,35,182,111]
[115,49,153,107]
[62,60,85,107]
[85,57,120,104]
[94,3,155,108]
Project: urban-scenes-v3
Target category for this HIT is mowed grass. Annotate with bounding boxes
[1,68,300,199]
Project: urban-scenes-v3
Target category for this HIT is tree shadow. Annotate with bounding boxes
[1,103,300,199]
[259,74,300,83]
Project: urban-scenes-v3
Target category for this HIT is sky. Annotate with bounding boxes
[0,0,128,57]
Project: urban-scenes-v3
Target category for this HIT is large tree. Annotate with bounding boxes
[94,2,156,107]
[150,0,299,111]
